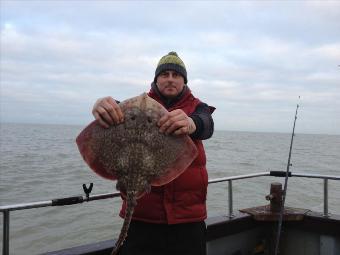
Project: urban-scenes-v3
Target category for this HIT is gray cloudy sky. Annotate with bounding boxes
[1,1,339,134]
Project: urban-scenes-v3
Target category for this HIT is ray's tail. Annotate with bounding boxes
[111,193,136,255]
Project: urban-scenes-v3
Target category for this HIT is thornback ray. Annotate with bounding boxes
[76,93,198,255]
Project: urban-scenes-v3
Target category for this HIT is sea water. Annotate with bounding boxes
[0,123,339,254]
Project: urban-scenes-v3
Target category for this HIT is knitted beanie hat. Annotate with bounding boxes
[154,51,187,84]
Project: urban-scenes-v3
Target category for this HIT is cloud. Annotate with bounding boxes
[1,1,339,134]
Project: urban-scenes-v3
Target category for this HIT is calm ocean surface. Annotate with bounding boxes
[1,123,339,254]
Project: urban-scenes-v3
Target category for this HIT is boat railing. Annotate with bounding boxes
[1,170,339,255]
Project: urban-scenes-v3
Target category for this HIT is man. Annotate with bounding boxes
[92,52,214,255]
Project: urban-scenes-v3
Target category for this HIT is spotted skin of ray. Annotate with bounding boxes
[90,105,180,196]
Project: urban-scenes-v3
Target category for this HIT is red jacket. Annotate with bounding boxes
[119,88,208,224]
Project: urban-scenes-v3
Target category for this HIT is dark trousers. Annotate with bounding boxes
[118,220,207,255]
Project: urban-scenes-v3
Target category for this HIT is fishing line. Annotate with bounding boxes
[274,97,300,255]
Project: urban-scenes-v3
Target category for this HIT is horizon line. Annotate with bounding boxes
[1,121,339,136]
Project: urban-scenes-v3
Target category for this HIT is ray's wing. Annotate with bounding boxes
[150,135,197,186]
[76,121,118,180]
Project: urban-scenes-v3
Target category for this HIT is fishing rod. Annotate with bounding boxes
[274,97,300,255]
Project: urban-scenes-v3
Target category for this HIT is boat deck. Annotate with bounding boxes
[43,211,340,255]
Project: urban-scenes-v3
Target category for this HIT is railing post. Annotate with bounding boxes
[228,180,234,218]
[3,210,10,255]
[323,179,329,217]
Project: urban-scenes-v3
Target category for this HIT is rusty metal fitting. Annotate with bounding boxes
[266,182,283,212]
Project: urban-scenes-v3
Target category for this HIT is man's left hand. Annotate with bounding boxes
[158,109,196,135]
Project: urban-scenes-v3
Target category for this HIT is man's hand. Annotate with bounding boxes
[158,109,196,135]
[92,97,124,128]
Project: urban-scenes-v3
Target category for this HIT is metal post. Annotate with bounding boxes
[228,180,234,218]
[3,210,10,255]
[323,179,329,217]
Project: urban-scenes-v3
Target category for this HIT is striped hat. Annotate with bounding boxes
[154,51,187,84]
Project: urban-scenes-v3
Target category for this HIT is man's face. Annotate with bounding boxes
[156,70,185,98]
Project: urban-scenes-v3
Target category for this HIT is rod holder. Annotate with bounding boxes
[228,180,234,218]
[3,210,10,255]
[323,179,329,217]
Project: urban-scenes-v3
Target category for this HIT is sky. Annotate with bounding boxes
[1,1,339,135]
